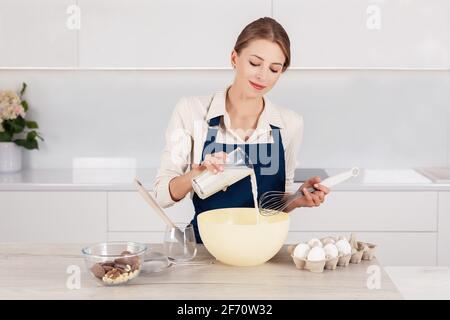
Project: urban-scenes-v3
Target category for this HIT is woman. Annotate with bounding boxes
[154,17,330,243]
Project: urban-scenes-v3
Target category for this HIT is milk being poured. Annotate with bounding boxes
[249,171,260,224]
[192,148,261,224]
[224,167,260,224]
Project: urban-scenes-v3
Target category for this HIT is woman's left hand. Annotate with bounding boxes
[292,176,330,208]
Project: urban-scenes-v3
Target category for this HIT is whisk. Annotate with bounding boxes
[258,167,360,216]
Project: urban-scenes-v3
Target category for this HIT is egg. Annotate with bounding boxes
[321,237,335,245]
[335,239,352,255]
[323,243,339,259]
[307,246,326,261]
[307,238,323,248]
[293,243,310,259]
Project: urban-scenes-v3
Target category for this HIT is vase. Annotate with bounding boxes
[0,142,22,173]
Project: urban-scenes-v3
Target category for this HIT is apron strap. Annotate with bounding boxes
[269,124,280,130]
[205,115,221,143]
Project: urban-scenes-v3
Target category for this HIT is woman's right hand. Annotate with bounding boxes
[192,152,228,175]
[171,153,228,202]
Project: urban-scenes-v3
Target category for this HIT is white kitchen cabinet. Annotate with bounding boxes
[108,191,195,232]
[78,0,271,68]
[0,0,77,68]
[287,232,437,266]
[438,192,450,265]
[0,191,107,242]
[273,0,449,68]
[0,188,442,266]
[109,191,437,233]
[289,191,437,232]
[107,190,438,266]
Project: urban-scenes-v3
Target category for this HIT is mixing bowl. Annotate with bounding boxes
[82,241,147,285]
[198,208,289,266]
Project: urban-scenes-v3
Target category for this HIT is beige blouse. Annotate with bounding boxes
[153,86,304,208]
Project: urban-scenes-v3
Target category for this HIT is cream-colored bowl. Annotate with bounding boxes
[198,208,290,266]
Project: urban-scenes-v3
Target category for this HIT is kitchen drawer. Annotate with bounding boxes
[438,192,450,266]
[287,232,437,266]
[0,191,107,243]
[108,191,195,231]
[289,191,437,232]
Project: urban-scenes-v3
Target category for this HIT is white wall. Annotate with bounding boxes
[0,0,448,169]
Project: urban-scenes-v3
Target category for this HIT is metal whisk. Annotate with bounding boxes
[258,167,360,216]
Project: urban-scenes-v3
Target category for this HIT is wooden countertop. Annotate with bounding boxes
[0,243,402,299]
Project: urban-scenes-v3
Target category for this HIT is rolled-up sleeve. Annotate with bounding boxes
[153,97,193,208]
[284,113,304,192]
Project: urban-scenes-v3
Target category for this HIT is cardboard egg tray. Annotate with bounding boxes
[359,241,377,261]
[287,233,377,273]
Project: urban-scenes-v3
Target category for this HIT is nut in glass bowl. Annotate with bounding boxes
[81,242,147,286]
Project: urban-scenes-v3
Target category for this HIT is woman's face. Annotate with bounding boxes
[231,39,286,98]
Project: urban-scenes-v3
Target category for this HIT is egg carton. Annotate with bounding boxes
[323,234,377,264]
[321,236,353,267]
[288,233,377,273]
[287,245,338,273]
[359,241,377,261]
[350,233,377,262]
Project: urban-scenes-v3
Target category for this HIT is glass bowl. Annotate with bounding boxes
[81,241,147,286]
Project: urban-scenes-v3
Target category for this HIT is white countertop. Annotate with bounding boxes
[0,168,449,191]
[385,266,450,299]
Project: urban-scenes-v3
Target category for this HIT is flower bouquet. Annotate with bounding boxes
[0,83,43,172]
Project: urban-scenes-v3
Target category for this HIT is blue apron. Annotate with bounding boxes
[191,113,286,244]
